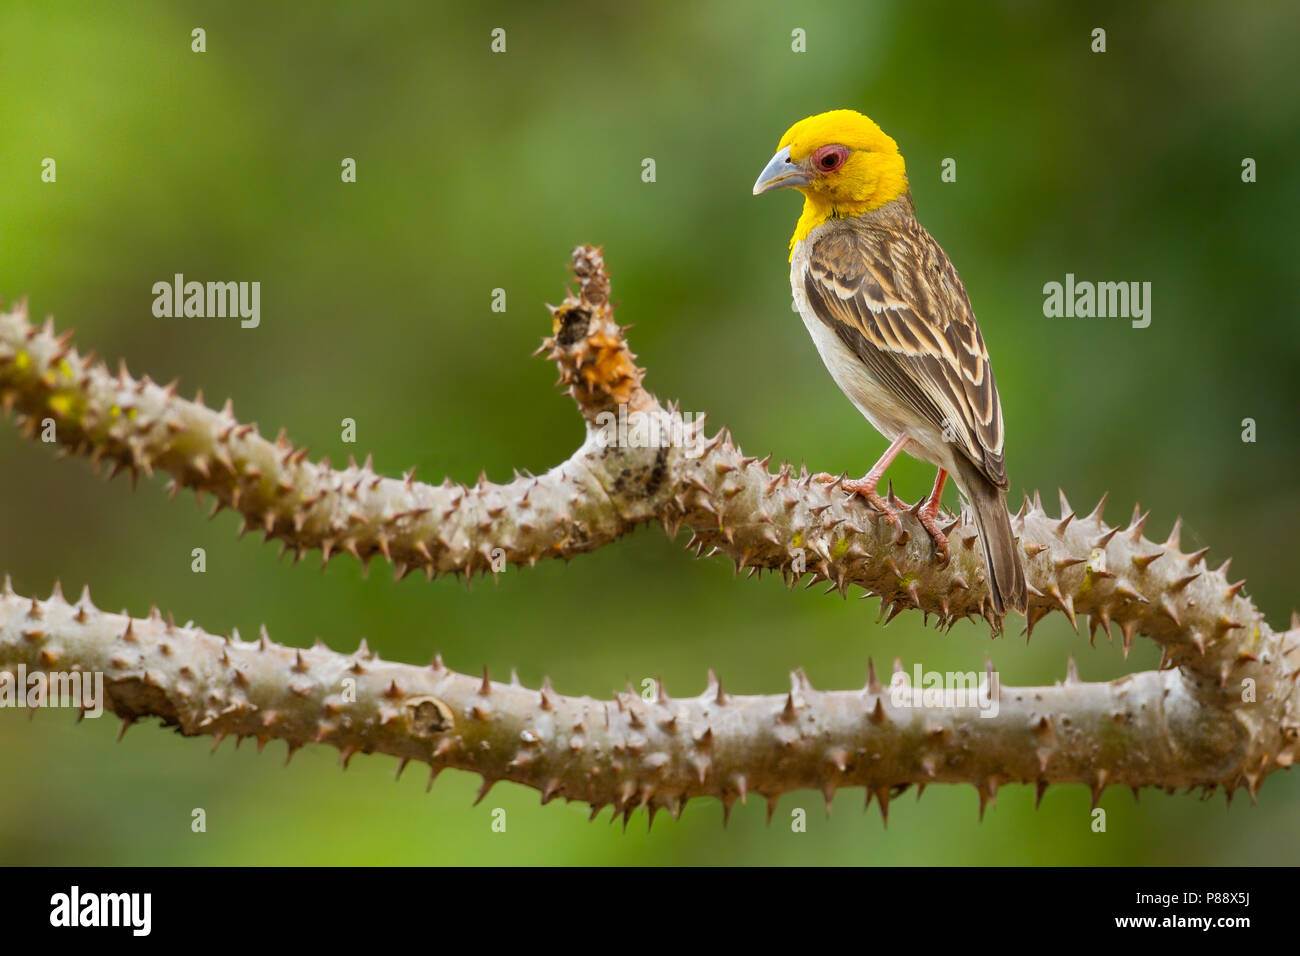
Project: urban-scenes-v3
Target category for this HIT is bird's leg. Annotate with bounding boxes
[813,434,910,528]
[915,468,950,565]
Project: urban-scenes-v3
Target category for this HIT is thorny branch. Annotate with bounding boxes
[0,246,1296,821]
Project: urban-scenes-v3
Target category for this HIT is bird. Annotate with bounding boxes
[752,109,1027,616]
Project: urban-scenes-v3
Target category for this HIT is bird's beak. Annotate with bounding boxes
[752,146,809,195]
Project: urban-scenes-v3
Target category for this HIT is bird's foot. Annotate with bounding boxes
[913,503,950,567]
[914,468,951,566]
[812,473,902,530]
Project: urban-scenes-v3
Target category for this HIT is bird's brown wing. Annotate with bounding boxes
[802,217,1008,489]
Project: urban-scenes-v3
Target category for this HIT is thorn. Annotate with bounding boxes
[827,749,848,773]
[1114,581,1149,605]
[1091,769,1109,810]
[1093,527,1119,549]
[1131,550,1165,572]
[1121,620,1137,658]
[1158,599,1181,629]
[1065,656,1080,684]
[1046,582,1077,631]
[704,668,726,705]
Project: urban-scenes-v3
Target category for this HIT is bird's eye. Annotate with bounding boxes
[813,145,848,172]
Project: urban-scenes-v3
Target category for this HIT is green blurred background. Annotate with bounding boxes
[2,0,1297,865]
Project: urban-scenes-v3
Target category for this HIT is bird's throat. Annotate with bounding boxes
[788,195,873,257]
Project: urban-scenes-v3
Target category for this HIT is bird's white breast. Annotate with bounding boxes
[789,227,952,472]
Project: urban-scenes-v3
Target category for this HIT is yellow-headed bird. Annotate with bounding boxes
[753,109,1027,616]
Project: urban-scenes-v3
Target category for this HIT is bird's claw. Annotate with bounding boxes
[813,472,902,529]
[917,512,950,566]
[915,500,950,566]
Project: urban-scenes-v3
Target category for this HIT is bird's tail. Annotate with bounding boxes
[954,460,1027,617]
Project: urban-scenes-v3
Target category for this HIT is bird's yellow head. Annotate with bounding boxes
[753,109,909,254]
